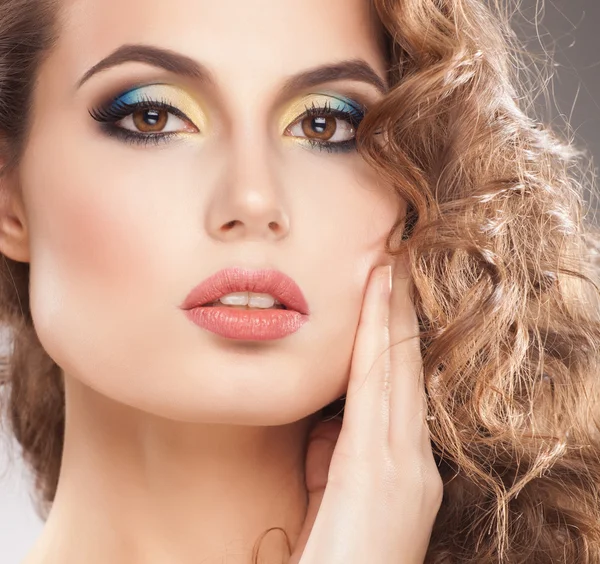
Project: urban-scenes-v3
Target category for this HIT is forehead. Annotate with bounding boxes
[53,0,386,93]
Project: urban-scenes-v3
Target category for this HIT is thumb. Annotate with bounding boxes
[289,418,342,564]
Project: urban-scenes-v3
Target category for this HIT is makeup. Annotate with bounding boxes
[180,267,309,341]
[280,92,366,153]
[184,307,307,340]
[89,83,207,145]
[89,84,366,153]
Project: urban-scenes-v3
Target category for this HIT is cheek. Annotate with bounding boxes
[19,128,180,365]
[25,152,152,293]
[284,151,400,271]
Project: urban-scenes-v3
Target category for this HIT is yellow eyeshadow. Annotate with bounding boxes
[279,94,336,134]
[278,92,363,134]
[118,83,208,132]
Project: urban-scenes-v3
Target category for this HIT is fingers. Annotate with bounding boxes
[338,259,428,459]
[339,264,393,455]
[388,258,429,451]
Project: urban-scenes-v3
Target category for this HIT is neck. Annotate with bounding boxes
[24,375,320,564]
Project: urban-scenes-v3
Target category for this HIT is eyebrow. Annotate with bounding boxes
[76,43,388,96]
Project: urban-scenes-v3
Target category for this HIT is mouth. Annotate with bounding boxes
[181,267,309,315]
[181,267,309,340]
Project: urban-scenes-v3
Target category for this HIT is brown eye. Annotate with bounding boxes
[116,106,198,135]
[301,115,338,141]
[132,109,169,132]
[286,113,356,144]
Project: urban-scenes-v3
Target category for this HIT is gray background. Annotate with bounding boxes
[1,1,599,562]
[515,0,600,218]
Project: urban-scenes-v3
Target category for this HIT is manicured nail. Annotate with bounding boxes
[381,265,392,299]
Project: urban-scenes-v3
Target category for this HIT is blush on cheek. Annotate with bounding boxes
[32,192,142,289]
[27,203,138,362]
[26,130,165,291]
[25,189,145,370]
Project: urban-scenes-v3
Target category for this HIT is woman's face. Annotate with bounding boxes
[11,0,401,424]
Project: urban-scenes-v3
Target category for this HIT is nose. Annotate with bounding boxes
[206,135,290,244]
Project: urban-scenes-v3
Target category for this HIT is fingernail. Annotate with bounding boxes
[381,265,392,299]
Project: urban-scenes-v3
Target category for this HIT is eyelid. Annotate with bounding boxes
[90,84,366,154]
[103,83,209,132]
[278,92,366,132]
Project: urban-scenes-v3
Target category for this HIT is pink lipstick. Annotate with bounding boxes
[180,267,310,340]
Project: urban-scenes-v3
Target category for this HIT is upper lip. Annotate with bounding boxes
[180,267,310,315]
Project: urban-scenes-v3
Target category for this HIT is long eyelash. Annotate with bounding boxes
[89,94,188,123]
[302,99,365,127]
[89,94,190,147]
[89,91,367,153]
[295,99,366,154]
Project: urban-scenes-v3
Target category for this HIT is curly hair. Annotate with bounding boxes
[1,0,600,562]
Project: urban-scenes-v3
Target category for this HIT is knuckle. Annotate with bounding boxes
[396,454,443,495]
[326,447,371,489]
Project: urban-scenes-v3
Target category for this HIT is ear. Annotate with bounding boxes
[0,163,30,263]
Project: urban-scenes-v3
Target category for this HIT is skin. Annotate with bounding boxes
[0,0,443,562]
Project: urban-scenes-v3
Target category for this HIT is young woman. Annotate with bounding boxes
[1,0,599,562]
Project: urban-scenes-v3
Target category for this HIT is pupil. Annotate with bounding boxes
[144,110,160,125]
[312,117,326,133]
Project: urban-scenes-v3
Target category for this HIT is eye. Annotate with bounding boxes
[283,98,366,153]
[117,106,197,135]
[286,113,356,143]
[89,86,202,147]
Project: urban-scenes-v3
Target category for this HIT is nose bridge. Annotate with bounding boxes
[227,99,279,210]
[207,87,289,240]
[215,62,282,185]
[230,103,272,185]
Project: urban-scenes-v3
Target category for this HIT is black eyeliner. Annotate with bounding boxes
[89,88,366,153]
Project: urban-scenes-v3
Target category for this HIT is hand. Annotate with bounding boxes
[289,261,443,564]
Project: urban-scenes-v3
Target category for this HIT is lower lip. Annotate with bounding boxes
[184,306,309,340]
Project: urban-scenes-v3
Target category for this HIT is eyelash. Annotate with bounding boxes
[88,95,366,153]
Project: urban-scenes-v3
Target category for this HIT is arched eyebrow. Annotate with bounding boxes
[75,43,388,96]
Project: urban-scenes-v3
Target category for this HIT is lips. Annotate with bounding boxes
[180,267,310,316]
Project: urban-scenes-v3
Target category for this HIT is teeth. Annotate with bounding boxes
[217,291,282,309]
